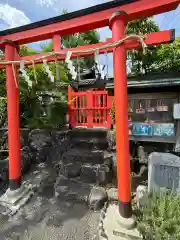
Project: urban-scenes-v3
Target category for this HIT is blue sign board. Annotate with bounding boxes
[133,123,152,136]
[152,123,175,137]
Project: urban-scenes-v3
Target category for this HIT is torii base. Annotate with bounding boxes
[0,183,34,216]
[100,203,142,240]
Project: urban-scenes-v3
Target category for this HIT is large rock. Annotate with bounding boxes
[0,131,25,150]
[29,130,70,164]
[21,146,33,174]
[0,146,32,176]
[88,186,108,210]
[96,164,112,185]
[80,162,112,185]
[51,130,70,154]
[34,145,52,164]
[80,164,99,183]
[29,129,52,151]
[60,162,82,178]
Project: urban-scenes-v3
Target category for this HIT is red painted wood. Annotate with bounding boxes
[0,0,178,45]
[0,30,173,69]
[53,34,61,51]
[69,90,111,128]
[107,95,113,128]
[87,91,93,128]
[111,13,131,206]
[68,86,73,127]
[5,43,21,187]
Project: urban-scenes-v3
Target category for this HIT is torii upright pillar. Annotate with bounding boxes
[110,11,132,219]
[5,42,21,191]
[0,42,32,210]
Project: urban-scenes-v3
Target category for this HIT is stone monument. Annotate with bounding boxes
[148,152,180,193]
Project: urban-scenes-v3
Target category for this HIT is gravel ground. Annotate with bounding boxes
[0,162,100,240]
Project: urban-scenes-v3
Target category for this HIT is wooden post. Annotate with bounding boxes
[5,42,21,190]
[110,11,132,218]
[53,34,61,52]
[68,86,73,128]
[87,91,93,128]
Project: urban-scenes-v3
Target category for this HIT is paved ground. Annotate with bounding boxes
[0,162,100,240]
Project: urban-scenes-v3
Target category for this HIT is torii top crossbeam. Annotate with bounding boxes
[0,0,179,45]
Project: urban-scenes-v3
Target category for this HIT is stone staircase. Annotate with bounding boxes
[54,128,114,206]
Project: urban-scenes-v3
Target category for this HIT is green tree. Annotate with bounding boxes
[18,45,69,128]
[126,17,160,75]
[126,17,180,75]
[153,37,180,73]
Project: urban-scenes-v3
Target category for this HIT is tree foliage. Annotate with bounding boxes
[152,37,180,73]
[127,17,180,75]
[127,17,160,75]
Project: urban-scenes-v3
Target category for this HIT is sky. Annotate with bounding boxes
[0,0,179,76]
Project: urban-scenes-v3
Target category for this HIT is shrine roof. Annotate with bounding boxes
[106,72,180,89]
[0,0,137,36]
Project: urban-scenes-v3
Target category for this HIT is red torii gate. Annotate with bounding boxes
[0,0,179,219]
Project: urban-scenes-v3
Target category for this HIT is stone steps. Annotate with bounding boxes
[55,129,114,204]
[62,148,105,164]
[61,147,114,185]
[53,129,115,211]
[59,158,112,185]
[69,128,108,141]
[54,175,93,202]
[70,138,108,150]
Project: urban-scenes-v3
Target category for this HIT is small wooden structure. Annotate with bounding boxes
[68,88,112,129]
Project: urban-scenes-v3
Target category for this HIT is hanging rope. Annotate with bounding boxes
[0,34,147,65]
[4,34,147,89]
[11,63,18,88]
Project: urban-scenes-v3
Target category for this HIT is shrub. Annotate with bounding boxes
[136,190,180,240]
